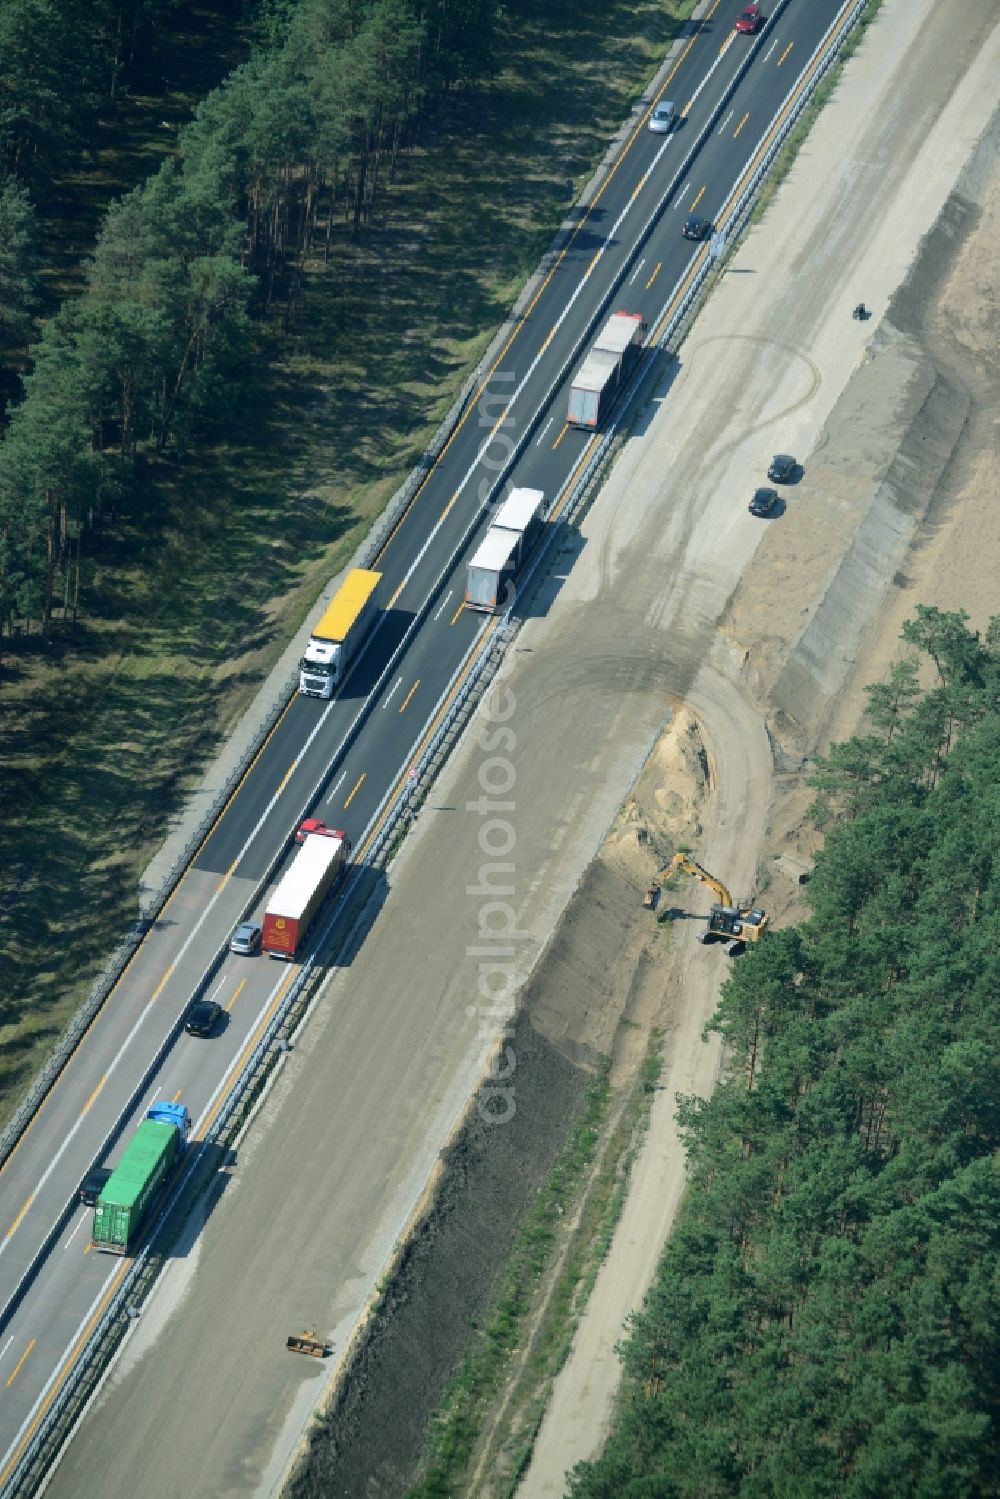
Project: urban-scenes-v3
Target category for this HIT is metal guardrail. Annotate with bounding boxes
[0,273,507,1180]
[0,0,798,1182]
[1,4,874,1490]
[648,0,869,345]
[0,330,614,1498]
[0,682,298,1174]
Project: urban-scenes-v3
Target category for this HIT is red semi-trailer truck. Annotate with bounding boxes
[567,310,646,429]
[262,828,350,958]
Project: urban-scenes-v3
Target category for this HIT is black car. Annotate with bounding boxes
[749,487,778,517]
[78,1166,112,1207]
[682,215,711,241]
[185,999,223,1037]
[767,453,796,483]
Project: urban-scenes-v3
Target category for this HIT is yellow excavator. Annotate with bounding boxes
[643,852,768,955]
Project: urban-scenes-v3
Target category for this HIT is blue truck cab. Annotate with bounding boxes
[146,1100,192,1144]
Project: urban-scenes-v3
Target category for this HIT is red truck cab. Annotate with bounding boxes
[295,818,346,843]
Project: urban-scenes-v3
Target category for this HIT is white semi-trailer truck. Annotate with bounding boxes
[299,568,382,699]
[464,487,547,613]
[567,310,646,429]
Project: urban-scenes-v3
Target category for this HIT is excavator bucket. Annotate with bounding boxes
[286,1329,329,1358]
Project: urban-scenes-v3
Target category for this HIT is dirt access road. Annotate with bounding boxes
[46,0,1000,1493]
[518,0,1000,1492]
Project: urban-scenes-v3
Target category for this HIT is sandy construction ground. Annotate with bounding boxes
[45,0,1000,1495]
[518,0,1000,1491]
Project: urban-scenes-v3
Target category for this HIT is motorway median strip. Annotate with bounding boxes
[0,0,745,1203]
[0,5,877,1486]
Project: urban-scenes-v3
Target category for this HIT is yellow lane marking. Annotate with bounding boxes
[172,1089,182,1103]
[733,112,749,139]
[388,579,406,608]
[648,0,857,355]
[361,632,501,851]
[539,326,557,355]
[198,969,298,1145]
[344,774,366,810]
[151,965,174,1001]
[437,490,461,524]
[3,567,309,1193]
[563,441,599,498]
[0,952,303,1480]
[778,42,794,66]
[82,1075,107,1115]
[0,1259,128,1483]
[646,262,662,290]
[276,761,298,795]
[5,1340,35,1389]
[399,680,420,714]
[449,603,464,626]
[552,424,569,451]
[216,856,239,894]
[225,977,247,1013]
[0,0,728,1206]
[357,425,602,863]
[364,0,721,578]
[689,185,706,211]
[7,1194,33,1239]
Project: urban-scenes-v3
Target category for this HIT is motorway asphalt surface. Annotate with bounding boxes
[0,0,847,1481]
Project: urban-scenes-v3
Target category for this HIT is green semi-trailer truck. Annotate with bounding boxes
[91,1101,191,1255]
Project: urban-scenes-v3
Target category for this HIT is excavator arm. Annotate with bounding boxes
[663,851,733,908]
[643,852,767,953]
[644,851,731,909]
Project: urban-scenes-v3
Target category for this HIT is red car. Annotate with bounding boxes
[735,4,762,33]
[296,817,344,842]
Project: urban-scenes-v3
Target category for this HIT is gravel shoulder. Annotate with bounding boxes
[43,0,1000,1495]
[518,1,1000,1492]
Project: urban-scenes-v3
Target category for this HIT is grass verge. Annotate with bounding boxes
[408,1031,665,1499]
[0,0,695,1124]
[406,1061,616,1498]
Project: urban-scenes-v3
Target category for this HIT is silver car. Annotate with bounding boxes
[230,920,262,955]
[649,101,677,134]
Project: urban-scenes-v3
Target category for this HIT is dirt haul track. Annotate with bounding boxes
[519,2,1000,1492]
[45,0,1000,1495]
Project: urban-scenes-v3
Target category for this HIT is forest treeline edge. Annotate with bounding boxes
[0,0,507,641]
[567,605,1000,1498]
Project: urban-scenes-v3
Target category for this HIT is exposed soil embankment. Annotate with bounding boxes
[723,114,1000,941]
[285,713,707,1498]
[287,106,1000,1499]
[285,1005,588,1497]
[724,327,969,745]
